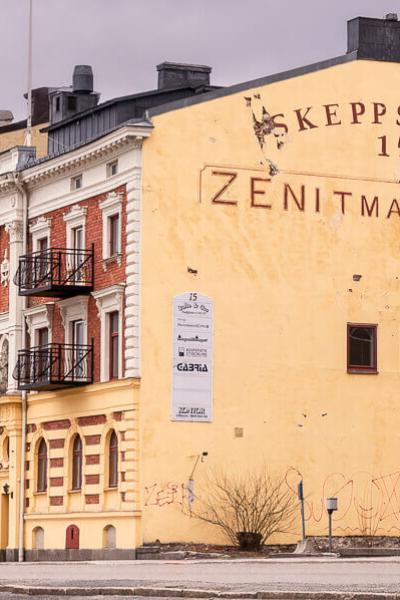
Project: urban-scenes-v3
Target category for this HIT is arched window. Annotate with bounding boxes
[72,435,82,490]
[32,526,44,550]
[37,438,47,492]
[109,430,118,488]
[103,524,116,549]
[3,436,9,462]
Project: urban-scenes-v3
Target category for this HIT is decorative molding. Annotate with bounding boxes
[29,216,52,235]
[0,249,9,287]
[124,152,143,379]
[21,124,151,188]
[58,296,89,333]
[24,303,54,343]
[63,204,87,223]
[5,221,23,243]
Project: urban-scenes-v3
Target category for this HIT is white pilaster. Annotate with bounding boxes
[124,141,143,379]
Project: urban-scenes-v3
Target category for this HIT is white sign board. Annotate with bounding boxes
[172,292,213,422]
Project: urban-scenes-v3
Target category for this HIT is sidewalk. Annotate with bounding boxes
[0,557,400,598]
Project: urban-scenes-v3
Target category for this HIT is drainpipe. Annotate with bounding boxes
[13,172,28,563]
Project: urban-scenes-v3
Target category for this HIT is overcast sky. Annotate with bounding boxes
[0,0,399,121]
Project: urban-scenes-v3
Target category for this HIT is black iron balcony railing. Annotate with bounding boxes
[14,245,94,297]
[13,342,94,391]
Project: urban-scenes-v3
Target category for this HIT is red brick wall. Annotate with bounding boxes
[0,226,9,313]
[27,185,127,382]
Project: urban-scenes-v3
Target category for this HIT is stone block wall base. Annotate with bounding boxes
[20,549,136,561]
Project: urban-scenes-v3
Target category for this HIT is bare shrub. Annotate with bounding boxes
[189,469,297,548]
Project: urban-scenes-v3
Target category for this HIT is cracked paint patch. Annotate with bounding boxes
[245,95,286,176]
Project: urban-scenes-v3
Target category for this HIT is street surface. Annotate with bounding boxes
[0,556,399,595]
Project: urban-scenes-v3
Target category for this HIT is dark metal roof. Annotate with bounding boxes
[44,84,220,132]
[147,52,359,118]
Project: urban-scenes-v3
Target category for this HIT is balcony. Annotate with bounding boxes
[14,246,94,297]
[14,343,94,391]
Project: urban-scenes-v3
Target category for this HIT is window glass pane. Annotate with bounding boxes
[72,435,82,490]
[109,431,118,488]
[349,326,375,368]
[109,312,119,379]
[109,214,119,255]
[37,438,47,492]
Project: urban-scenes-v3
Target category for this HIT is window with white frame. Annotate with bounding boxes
[29,216,51,252]
[71,174,82,191]
[24,304,54,347]
[99,192,123,266]
[59,296,88,346]
[106,160,118,178]
[92,285,124,382]
[63,205,87,281]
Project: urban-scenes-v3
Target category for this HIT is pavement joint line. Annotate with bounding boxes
[1,585,400,599]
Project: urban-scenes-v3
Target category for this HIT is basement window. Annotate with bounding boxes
[347,324,377,373]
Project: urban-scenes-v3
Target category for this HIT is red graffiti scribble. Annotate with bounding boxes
[284,467,400,535]
[144,482,188,508]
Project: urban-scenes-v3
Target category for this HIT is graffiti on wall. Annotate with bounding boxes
[144,481,189,508]
[285,467,400,535]
[146,468,400,535]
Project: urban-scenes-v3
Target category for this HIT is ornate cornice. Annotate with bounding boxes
[21,124,151,188]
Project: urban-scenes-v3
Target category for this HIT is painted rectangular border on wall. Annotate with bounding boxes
[171,292,213,422]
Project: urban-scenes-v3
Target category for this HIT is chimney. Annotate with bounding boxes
[73,65,94,93]
[157,62,211,90]
[347,14,400,62]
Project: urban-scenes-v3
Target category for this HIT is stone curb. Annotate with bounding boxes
[1,585,400,599]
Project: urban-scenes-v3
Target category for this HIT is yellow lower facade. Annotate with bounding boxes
[0,379,141,557]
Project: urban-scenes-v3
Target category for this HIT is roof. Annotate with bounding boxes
[44,84,220,133]
[147,52,360,118]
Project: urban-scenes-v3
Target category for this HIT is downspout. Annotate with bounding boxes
[13,172,28,563]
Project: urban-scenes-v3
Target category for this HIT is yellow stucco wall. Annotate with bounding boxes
[140,59,400,544]
[22,379,140,550]
[0,124,47,158]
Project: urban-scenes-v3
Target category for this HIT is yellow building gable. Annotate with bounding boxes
[140,57,400,543]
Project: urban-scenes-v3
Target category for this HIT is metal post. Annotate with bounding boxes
[298,480,306,541]
[326,497,338,554]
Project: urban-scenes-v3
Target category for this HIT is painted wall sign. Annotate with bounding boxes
[200,167,400,220]
[172,292,213,422]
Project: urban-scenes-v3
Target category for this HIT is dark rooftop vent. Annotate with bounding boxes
[347,15,400,62]
[157,62,211,90]
[0,110,13,126]
[73,65,94,93]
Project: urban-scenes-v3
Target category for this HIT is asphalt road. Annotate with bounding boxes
[0,557,400,595]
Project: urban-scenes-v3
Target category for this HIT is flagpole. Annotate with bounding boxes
[25,0,33,146]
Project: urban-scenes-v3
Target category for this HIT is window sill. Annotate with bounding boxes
[68,489,82,494]
[104,486,118,492]
[33,491,47,496]
[347,368,378,375]
[102,254,122,271]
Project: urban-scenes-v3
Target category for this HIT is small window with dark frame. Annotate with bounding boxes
[72,435,82,491]
[347,324,377,373]
[109,430,118,488]
[109,311,119,380]
[108,213,120,257]
[37,438,48,493]
[67,95,77,111]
